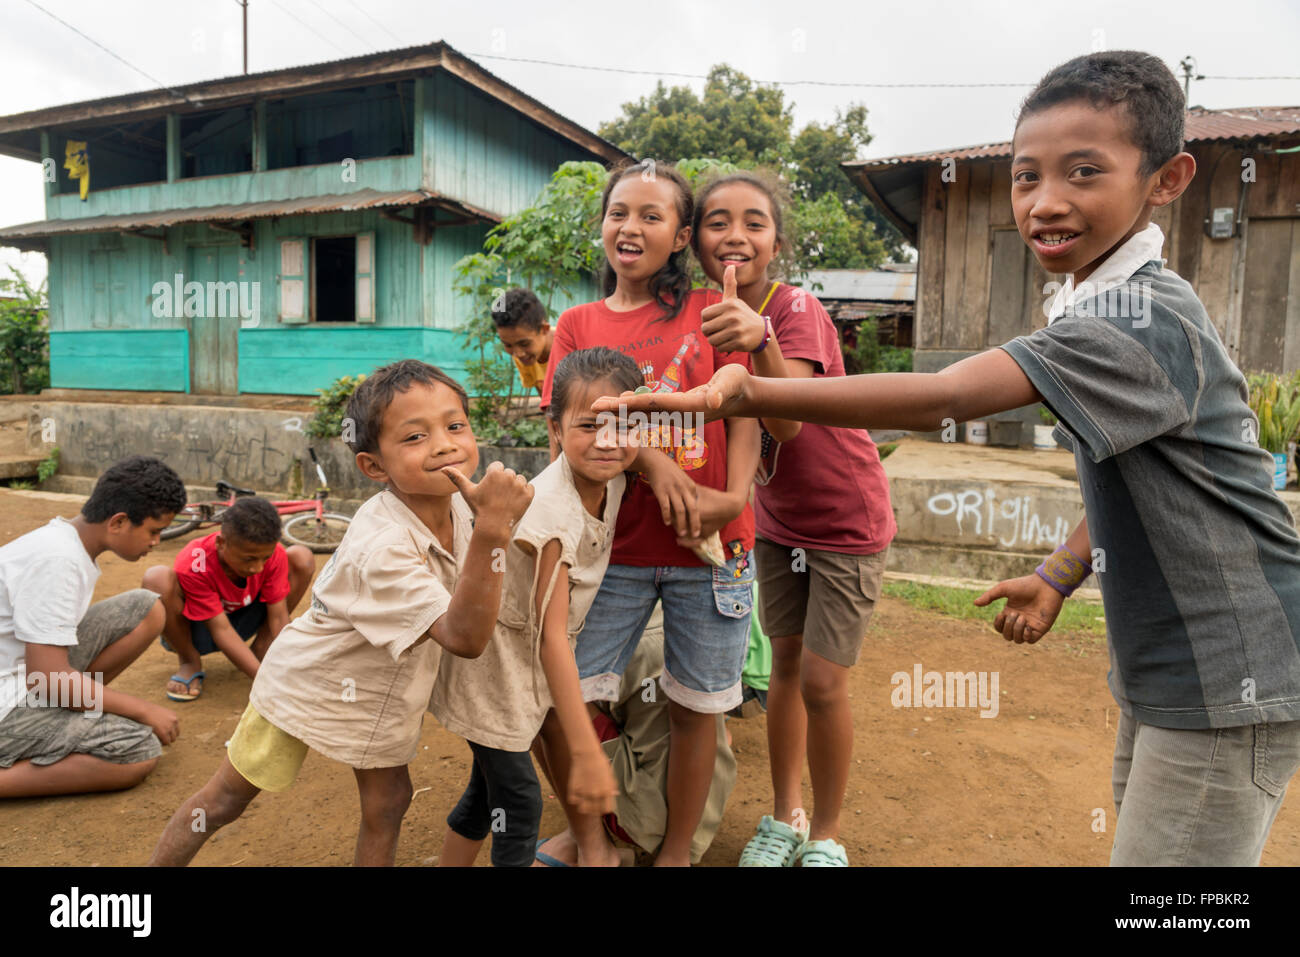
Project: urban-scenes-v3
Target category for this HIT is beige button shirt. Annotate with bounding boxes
[430,456,624,751]
[250,489,472,768]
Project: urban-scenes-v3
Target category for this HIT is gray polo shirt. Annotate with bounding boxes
[1003,260,1300,729]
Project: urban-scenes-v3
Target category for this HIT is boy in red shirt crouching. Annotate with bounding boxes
[142,497,314,701]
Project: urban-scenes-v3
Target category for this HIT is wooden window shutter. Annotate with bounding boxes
[355,231,375,323]
[279,238,308,324]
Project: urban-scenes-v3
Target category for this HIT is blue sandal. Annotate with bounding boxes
[534,838,572,868]
[738,816,806,867]
[165,671,204,702]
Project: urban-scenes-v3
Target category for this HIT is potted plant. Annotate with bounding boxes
[1034,406,1058,450]
[1247,371,1300,490]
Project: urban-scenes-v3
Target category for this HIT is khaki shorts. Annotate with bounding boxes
[227,702,309,792]
[754,539,888,667]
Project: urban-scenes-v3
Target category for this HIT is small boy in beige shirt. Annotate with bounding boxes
[149,360,533,866]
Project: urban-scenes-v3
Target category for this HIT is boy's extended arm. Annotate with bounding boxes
[425,520,513,659]
[597,348,1044,433]
[534,540,617,815]
[204,613,261,677]
[974,518,1091,644]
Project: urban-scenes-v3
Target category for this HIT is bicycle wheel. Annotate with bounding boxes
[160,504,211,541]
[281,512,352,553]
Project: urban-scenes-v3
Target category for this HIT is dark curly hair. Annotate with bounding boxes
[81,455,187,524]
[491,287,548,331]
[600,159,694,324]
[220,496,282,545]
[344,359,469,456]
[547,347,642,423]
[1017,51,1185,176]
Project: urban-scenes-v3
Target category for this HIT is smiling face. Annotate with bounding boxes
[551,378,639,486]
[1012,100,1166,283]
[696,181,781,290]
[601,175,691,292]
[357,381,479,499]
[216,534,278,580]
[106,512,172,561]
[496,322,552,367]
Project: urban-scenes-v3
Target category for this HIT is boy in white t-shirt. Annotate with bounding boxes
[0,456,188,798]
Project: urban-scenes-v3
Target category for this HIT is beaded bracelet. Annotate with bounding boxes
[1035,544,1092,597]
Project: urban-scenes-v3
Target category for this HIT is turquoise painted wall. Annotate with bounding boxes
[40,70,612,394]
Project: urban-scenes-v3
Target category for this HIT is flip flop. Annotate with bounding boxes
[165,671,205,702]
[534,838,572,868]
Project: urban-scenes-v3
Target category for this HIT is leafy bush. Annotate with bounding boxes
[842,317,912,376]
[36,446,59,483]
[1247,371,1300,454]
[0,267,50,395]
[306,374,366,439]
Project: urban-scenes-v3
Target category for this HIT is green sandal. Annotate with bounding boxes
[798,838,849,867]
[738,815,806,867]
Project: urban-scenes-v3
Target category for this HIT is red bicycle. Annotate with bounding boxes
[160,448,351,553]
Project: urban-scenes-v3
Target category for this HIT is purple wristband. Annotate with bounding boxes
[1035,545,1092,597]
[751,316,772,354]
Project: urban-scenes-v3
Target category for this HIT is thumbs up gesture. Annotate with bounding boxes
[441,460,534,537]
[701,264,768,353]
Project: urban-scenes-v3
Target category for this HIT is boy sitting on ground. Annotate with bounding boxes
[606,51,1300,867]
[0,456,187,798]
[143,497,313,701]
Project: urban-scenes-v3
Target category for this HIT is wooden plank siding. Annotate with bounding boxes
[913,141,1300,376]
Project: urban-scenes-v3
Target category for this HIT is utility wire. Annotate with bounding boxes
[263,0,351,56]
[302,0,373,51]
[343,0,405,47]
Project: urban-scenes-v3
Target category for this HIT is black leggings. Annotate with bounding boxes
[445,740,543,867]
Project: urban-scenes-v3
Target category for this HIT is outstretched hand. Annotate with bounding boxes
[441,460,533,534]
[591,363,753,423]
[973,573,1065,644]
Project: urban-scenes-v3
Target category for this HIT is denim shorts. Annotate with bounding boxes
[576,549,754,714]
[161,602,266,656]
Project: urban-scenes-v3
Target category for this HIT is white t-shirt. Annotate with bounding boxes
[0,517,100,722]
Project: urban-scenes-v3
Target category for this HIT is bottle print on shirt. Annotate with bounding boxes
[636,332,708,472]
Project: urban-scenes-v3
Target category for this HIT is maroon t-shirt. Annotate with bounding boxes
[755,284,896,554]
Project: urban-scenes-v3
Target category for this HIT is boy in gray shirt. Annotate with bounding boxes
[606,50,1300,865]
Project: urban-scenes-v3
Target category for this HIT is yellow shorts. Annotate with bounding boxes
[227,703,309,792]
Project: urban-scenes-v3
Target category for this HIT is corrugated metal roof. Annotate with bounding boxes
[0,188,497,246]
[799,269,916,302]
[846,106,1300,172]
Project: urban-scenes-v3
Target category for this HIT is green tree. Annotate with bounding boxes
[0,266,49,395]
[600,66,905,265]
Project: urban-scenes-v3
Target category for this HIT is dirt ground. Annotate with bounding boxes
[2,487,1297,867]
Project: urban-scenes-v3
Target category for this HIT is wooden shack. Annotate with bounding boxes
[844,107,1300,377]
[0,42,626,395]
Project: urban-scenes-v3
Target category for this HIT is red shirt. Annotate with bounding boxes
[174,532,291,621]
[542,289,754,567]
[755,284,896,554]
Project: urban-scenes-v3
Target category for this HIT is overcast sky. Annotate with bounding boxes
[1,0,1297,286]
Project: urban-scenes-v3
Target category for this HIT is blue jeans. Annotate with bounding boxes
[1110,710,1300,865]
[576,551,754,714]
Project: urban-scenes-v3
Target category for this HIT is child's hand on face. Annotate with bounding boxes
[441,461,534,536]
[973,573,1065,644]
[568,748,618,816]
[701,265,767,353]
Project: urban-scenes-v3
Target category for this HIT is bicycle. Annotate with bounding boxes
[160,448,351,553]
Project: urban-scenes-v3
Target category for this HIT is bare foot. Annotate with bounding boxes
[532,831,579,867]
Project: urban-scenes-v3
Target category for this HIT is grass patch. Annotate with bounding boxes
[882,579,1107,637]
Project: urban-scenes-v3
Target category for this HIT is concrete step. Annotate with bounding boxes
[0,455,40,480]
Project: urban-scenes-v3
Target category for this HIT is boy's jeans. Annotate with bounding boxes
[1110,711,1300,865]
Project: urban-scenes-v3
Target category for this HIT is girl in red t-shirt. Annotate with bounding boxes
[693,171,896,867]
[539,160,759,866]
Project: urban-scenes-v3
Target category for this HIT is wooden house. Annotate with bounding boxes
[0,42,626,395]
[844,107,1300,378]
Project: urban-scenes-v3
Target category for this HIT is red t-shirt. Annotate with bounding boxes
[542,289,754,567]
[755,284,896,554]
[174,532,291,621]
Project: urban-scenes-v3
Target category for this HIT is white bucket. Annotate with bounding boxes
[966,420,989,445]
[1033,424,1057,450]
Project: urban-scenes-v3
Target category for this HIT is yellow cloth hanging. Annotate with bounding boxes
[63,141,89,200]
